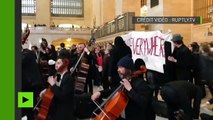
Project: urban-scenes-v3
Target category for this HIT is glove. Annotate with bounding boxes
[48,59,55,65]
[84,47,90,55]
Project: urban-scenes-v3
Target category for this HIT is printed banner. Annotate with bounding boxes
[122,31,172,73]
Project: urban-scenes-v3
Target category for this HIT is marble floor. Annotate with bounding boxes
[22,85,212,120]
[78,85,213,120]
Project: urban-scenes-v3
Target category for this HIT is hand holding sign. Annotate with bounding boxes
[168,56,177,63]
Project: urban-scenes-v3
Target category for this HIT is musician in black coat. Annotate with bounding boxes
[70,43,94,94]
[160,81,202,120]
[91,56,155,120]
[123,58,155,120]
[38,38,51,87]
[40,54,75,120]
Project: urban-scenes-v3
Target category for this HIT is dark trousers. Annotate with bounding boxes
[84,74,93,94]
[200,113,213,120]
[161,86,180,120]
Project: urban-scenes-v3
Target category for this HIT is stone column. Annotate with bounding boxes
[36,0,51,28]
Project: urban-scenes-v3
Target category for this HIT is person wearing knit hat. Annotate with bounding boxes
[91,55,155,120]
[171,34,183,42]
[117,55,134,80]
[117,55,134,70]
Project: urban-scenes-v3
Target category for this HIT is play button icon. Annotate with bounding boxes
[18,92,33,108]
[22,97,29,103]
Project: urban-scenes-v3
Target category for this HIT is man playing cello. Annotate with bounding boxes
[91,55,155,120]
[38,52,75,120]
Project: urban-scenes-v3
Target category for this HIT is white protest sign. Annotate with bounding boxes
[122,31,172,73]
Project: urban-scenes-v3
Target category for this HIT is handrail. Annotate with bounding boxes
[93,12,135,38]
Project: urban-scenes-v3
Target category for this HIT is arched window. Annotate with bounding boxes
[22,0,36,16]
[51,0,84,17]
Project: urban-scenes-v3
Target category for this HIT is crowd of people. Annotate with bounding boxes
[22,32,213,120]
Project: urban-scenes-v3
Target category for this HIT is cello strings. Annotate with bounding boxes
[92,100,111,120]
[33,97,41,111]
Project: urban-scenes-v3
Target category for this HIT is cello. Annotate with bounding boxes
[22,24,30,45]
[92,65,147,120]
[34,74,59,120]
[35,87,54,120]
[93,84,128,120]
[71,35,96,93]
[22,24,53,120]
[35,35,96,120]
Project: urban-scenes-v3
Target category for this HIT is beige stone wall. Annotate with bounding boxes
[192,23,213,43]
[163,0,192,45]
[146,0,164,31]
[164,24,192,45]
[102,0,115,23]
[23,0,213,45]
[22,16,36,26]
[22,0,143,30]
[22,0,93,28]
[122,0,143,31]
[83,0,93,27]
[36,0,51,27]
[115,0,123,16]
[92,0,144,31]
[92,0,102,27]
[122,0,140,15]
[95,0,143,31]
[191,0,213,44]
[147,0,193,45]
